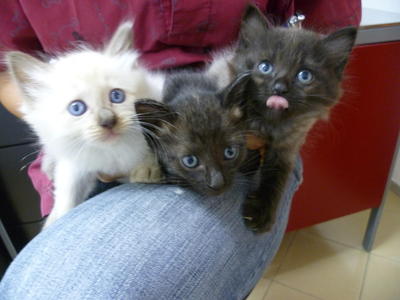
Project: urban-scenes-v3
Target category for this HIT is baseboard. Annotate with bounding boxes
[390,180,400,197]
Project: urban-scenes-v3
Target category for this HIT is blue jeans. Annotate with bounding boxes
[0,159,302,300]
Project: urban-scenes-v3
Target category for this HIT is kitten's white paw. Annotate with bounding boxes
[42,213,59,230]
[129,160,163,183]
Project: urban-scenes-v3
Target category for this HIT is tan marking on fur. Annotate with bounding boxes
[230,106,243,121]
[246,134,267,163]
[98,172,126,183]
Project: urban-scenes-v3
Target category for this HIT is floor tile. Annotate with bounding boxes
[275,232,368,300]
[300,210,369,250]
[263,232,296,279]
[246,278,271,300]
[361,255,400,300]
[372,191,400,261]
[264,281,321,300]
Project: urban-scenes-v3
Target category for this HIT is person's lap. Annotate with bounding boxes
[0,159,302,300]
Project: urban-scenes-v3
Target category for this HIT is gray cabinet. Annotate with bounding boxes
[0,105,44,255]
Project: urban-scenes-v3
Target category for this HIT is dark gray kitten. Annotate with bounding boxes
[135,71,251,196]
[233,5,357,232]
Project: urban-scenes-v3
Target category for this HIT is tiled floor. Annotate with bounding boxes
[247,189,400,300]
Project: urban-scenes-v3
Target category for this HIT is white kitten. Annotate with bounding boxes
[6,22,165,228]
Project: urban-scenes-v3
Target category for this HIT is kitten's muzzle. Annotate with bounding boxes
[206,170,225,193]
[266,80,290,110]
[98,108,117,129]
[100,118,117,129]
[272,81,288,95]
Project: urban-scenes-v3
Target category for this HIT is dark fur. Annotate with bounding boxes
[235,5,357,232]
[136,71,251,196]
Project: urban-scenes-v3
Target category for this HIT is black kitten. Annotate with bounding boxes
[233,5,357,232]
[135,71,251,196]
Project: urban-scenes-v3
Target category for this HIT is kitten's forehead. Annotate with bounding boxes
[258,28,322,65]
[51,50,138,79]
[180,97,222,126]
[173,97,242,145]
[45,50,142,96]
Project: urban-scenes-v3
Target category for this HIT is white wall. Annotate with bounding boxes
[361,0,400,26]
[362,0,400,13]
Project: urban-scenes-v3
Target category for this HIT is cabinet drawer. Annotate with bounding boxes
[5,221,43,252]
[0,105,35,147]
[0,144,42,224]
[0,241,12,278]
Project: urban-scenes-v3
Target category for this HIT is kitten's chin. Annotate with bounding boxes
[95,130,123,144]
[260,96,289,122]
[202,185,228,197]
[264,108,286,121]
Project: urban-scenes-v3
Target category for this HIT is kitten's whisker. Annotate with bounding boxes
[19,149,43,172]
[238,168,259,174]
[133,113,178,130]
[141,129,165,152]
[136,121,163,132]
[135,111,177,118]
[306,94,335,101]
[139,127,169,155]
[63,136,88,161]
[241,154,262,164]
[20,149,41,163]
[19,162,33,172]
[157,119,177,129]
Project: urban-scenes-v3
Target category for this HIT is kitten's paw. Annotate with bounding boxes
[242,195,274,233]
[129,161,163,183]
[42,213,59,230]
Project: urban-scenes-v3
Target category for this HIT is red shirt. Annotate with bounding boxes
[0,0,360,70]
[0,0,361,216]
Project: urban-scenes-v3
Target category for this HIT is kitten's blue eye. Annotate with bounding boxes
[297,70,313,84]
[181,155,199,168]
[257,61,273,74]
[68,100,87,116]
[109,88,125,103]
[224,146,238,160]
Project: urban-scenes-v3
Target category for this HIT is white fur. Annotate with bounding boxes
[205,46,236,88]
[6,22,165,228]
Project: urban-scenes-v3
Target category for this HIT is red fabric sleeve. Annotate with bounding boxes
[3,1,278,70]
[295,0,362,32]
[0,0,362,71]
[266,0,295,25]
[0,1,43,71]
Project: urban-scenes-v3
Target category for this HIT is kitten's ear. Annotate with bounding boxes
[238,4,270,49]
[5,51,48,100]
[220,72,251,121]
[104,21,134,55]
[322,27,357,78]
[135,99,177,133]
[221,71,251,106]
